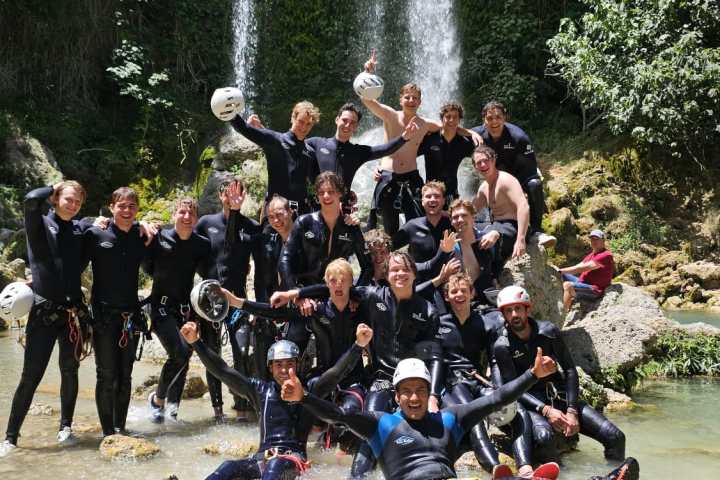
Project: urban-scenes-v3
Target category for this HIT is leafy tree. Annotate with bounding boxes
[548,0,720,167]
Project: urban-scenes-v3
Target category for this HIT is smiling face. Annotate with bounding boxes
[110,195,139,231]
[441,108,461,132]
[483,107,506,138]
[267,201,292,233]
[270,358,297,385]
[387,255,416,291]
[395,378,429,421]
[335,110,359,142]
[399,85,421,114]
[421,187,444,216]
[450,205,473,236]
[316,181,342,209]
[173,203,198,236]
[291,111,315,140]
[54,186,83,220]
[472,151,497,178]
[444,278,474,309]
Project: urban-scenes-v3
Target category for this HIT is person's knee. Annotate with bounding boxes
[563,281,575,293]
[600,421,626,457]
[533,425,555,447]
[525,178,543,193]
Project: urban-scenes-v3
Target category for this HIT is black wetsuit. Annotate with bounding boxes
[306,135,407,197]
[298,283,442,477]
[471,123,545,234]
[418,132,475,201]
[369,170,425,236]
[255,224,285,302]
[5,186,92,445]
[278,211,372,289]
[230,115,319,215]
[435,308,531,471]
[451,229,496,302]
[83,222,149,435]
[144,228,210,407]
[392,215,453,283]
[194,338,363,480]
[492,318,625,461]
[299,369,539,480]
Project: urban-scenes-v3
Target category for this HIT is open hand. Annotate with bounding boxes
[439,229,458,253]
[479,230,500,250]
[402,116,424,141]
[364,49,377,73]
[512,238,527,259]
[280,367,304,402]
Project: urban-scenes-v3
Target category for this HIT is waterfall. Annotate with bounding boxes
[352,0,471,211]
[231,0,256,110]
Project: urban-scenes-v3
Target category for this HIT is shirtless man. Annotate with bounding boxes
[361,50,481,234]
[471,145,530,262]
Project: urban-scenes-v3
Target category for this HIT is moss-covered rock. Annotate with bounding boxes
[99,434,160,461]
[580,193,623,222]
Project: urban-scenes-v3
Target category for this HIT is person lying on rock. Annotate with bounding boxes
[554,229,615,312]
[179,320,373,480]
[281,353,558,480]
[491,286,626,462]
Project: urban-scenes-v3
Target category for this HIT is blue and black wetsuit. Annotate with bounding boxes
[471,123,545,234]
[83,221,150,435]
[435,307,531,471]
[195,209,263,410]
[194,336,364,480]
[231,115,319,215]
[418,132,475,201]
[278,211,372,289]
[143,228,210,408]
[5,186,92,445]
[306,135,407,206]
[298,369,539,480]
[492,318,625,461]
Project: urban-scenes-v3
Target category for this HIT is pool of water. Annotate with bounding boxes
[0,324,717,479]
[665,309,720,329]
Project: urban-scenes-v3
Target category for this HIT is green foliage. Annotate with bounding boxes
[0,185,22,230]
[608,197,670,255]
[601,365,644,394]
[548,0,720,166]
[639,331,720,377]
[457,0,585,125]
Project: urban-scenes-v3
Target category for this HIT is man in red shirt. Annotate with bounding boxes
[557,230,614,311]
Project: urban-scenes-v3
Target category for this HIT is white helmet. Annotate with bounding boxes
[210,87,245,121]
[487,400,517,427]
[0,282,34,322]
[190,280,229,323]
[353,72,384,100]
[267,340,300,365]
[393,358,431,387]
[496,286,531,310]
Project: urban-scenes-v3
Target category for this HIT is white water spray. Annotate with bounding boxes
[231,0,256,107]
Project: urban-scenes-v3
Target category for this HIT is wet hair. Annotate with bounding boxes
[443,271,475,296]
[173,196,198,216]
[448,198,476,216]
[399,83,422,100]
[481,100,507,118]
[314,171,345,195]
[291,101,321,124]
[337,102,362,123]
[365,228,392,252]
[472,144,497,165]
[386,251,417,278]
[422,181,446,197]
[52,180,86,204]
[324,258,354,283]
[440,101,464,120]
[217,176,244,196]
[110,187,139,205]
[267,194,290,212]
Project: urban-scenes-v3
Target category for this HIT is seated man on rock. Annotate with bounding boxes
[556,229,615,311]
[491,286,626,463]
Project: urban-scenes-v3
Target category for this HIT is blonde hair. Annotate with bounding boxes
[448,198,476,216]
[324,258,354,283]
[291,101,320,124]
[443,271,474,296]
[51,180,86,205]
[422,181,446,197]
[399,83,422,99]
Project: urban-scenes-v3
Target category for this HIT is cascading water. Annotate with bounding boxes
[231,0,256,112]
[352,0,477,210]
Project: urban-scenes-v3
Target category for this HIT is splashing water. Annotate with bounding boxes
[231,0,256,109]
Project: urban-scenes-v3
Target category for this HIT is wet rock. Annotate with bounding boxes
[675,321,720,336]
[649,250,689,271]
[454,450,516,472]
[499,242,564,327]
[73,422,103,433]
[198,169,263,219]
[578,368,608,411]
[679,261,720,289]
[28,403,55,416]
[663,296,685,309]
[201,440,257,457]
[604,388,636,412]
[562,284,673,375]
[132,374,160,399]
[99,434,160,460]
[214,132,262,171]
[182,372,208,399]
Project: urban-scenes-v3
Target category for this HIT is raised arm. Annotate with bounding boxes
[352,227,374,286]
[230,114,280,150]
[24,186,54,253]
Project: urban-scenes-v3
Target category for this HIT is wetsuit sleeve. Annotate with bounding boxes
[367,135,407,160]
[300,392,378,439]
[352,227,373,286]
[451,369,537,432]
[391,223,411,250]
[297,284,330,299]
[553,336,579,410]
[141,236,158,275]
[416,249,452,278]
[242,300,293,320]
[23,186,53,255]
[250,231,266,301]
[230,114,279,150]
[193,339,256,399]
[309,343,363,398]
[492,339,546,412]
[278,219,302,289]
[414,280,436,303]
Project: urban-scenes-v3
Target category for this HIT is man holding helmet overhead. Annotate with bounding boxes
[492,285,626,463]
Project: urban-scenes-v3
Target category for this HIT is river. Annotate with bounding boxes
[0,316,717,479]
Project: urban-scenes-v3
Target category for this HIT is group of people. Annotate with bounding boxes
[0,52,636,480]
